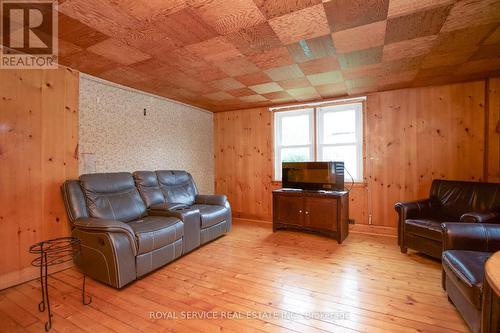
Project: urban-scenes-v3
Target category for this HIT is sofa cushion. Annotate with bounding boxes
[133,171,164,208]
[80,172,146,222]
[128,216,183,255]
[156,170,198,206]
[191,204,228,229]
[443,250,492,309]
[405,218,443,241]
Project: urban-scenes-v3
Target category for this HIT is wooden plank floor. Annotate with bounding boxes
[0,219,469,333]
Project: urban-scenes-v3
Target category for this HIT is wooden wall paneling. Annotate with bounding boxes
[488,77,500,182]
[0,68,79,290]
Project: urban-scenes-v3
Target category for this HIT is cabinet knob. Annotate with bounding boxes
[299,210,302,213]
[305,211,309,215]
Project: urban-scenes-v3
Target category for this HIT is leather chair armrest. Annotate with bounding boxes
[74,218,137,255]
[148,208,202,254]
[441,222,500,252]
[195,194,228,206]
[460,211,500,224]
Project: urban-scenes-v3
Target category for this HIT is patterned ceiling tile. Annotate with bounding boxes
[262,90,293,100]
[99,66,149,86]
[315,82,348,98]
[58,39,83,58]
[203,91,235,101]
[278,77,312,89]
[115,0,187,21]
[421,50,476,69]
[441,0,500,32]
[332,20,386,53]
[59,50,119,76]
[387,0,454,18]
[254,0,321,20]
[210,78,245,91]
[87,38,151,65]
[287,35,336,63]
[235,72,273,86]
[193,0,266,35]
[128,58,177,77]
[432,24,498,54]
[118,20,183,52]
[153,8,217,46]
[249,82,284,94]
[306,70,344,85]
[470,43,500,61]
[265,64,305,81]
[381,56,424,74]
[246,47,295,69]
[342,63,381,80]
[338,46,383,69]
[456,57,500,75]
[385,5,452,44]
[239,94,268,102]
[484,26,500,44]
[58,13,109,48]
[287,86,321,101]
[378,70,418,86]
[225,22,283,54]
[213,56,260,76]
[298,55,340,75]
[226,87,257,97]
[324,0,389,32]
[382,35,437,62]
[269,4,330,45]
[185,37,242,62]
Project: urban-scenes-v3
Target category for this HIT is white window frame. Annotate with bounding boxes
[316,103,363,182]
[273,102,364,182]
[273,108,314,181]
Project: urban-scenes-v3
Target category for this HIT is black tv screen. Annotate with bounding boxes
[282,161,344,191]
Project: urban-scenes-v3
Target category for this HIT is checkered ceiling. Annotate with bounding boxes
[55,0,500,112]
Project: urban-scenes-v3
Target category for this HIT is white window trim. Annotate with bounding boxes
[273,108,314,181]
[316,103,363,182]
[273,102,364,182]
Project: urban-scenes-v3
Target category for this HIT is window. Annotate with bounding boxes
[274,102,363,182]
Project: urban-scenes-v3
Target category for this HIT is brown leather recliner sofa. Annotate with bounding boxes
[395,179,500,259]
[61,171,231,288]
[441,223,500,333]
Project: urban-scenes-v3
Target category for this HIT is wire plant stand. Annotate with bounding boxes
[29,237,92,331]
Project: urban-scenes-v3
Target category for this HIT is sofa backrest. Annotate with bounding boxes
[156,170,198,206]
[133,171,165,208]
[79,172,146,222]
[430,179,500,218]
[61,180,89,224]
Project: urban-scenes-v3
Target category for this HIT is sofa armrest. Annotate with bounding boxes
[74,218,137,255]
[195,194,228,206]
[441,222,500,253]
[460,211,500,224]
[149,208,201,254]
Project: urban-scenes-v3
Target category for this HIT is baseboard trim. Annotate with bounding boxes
[350,224,397,237]
[0,261,74,291]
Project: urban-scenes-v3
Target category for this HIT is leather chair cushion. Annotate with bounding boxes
[128,216,183,255]
[443,250,492,309]
[404,219,443,241]
[191,204,228,229]
[80,172,146,222]
[133,171,164,208]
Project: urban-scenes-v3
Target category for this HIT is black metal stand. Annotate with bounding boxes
[30,237,91,331]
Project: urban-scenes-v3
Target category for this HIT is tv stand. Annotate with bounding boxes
[272,188,349,243]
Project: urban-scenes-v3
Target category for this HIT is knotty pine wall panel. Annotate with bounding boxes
[0,68,79,289]
[214,79,495,229]
[488,77,500,183]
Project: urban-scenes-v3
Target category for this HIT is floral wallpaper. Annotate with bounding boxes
[79,74,214,194]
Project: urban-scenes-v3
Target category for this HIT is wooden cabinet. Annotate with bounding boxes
[272,189,349,243]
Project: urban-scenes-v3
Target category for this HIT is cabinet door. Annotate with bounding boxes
[275,195,303,226]
[304,197,337,231]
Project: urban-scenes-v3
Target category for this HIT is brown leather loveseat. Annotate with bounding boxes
[441,223,500,333]
[395,179,500,259]
[61,171,231,288]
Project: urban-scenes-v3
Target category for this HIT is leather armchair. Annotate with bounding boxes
[441,223,500,333]
[62,173,184,288]
[395,180,500,259]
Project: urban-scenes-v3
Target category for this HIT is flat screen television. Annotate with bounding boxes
[282,161,344,191]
